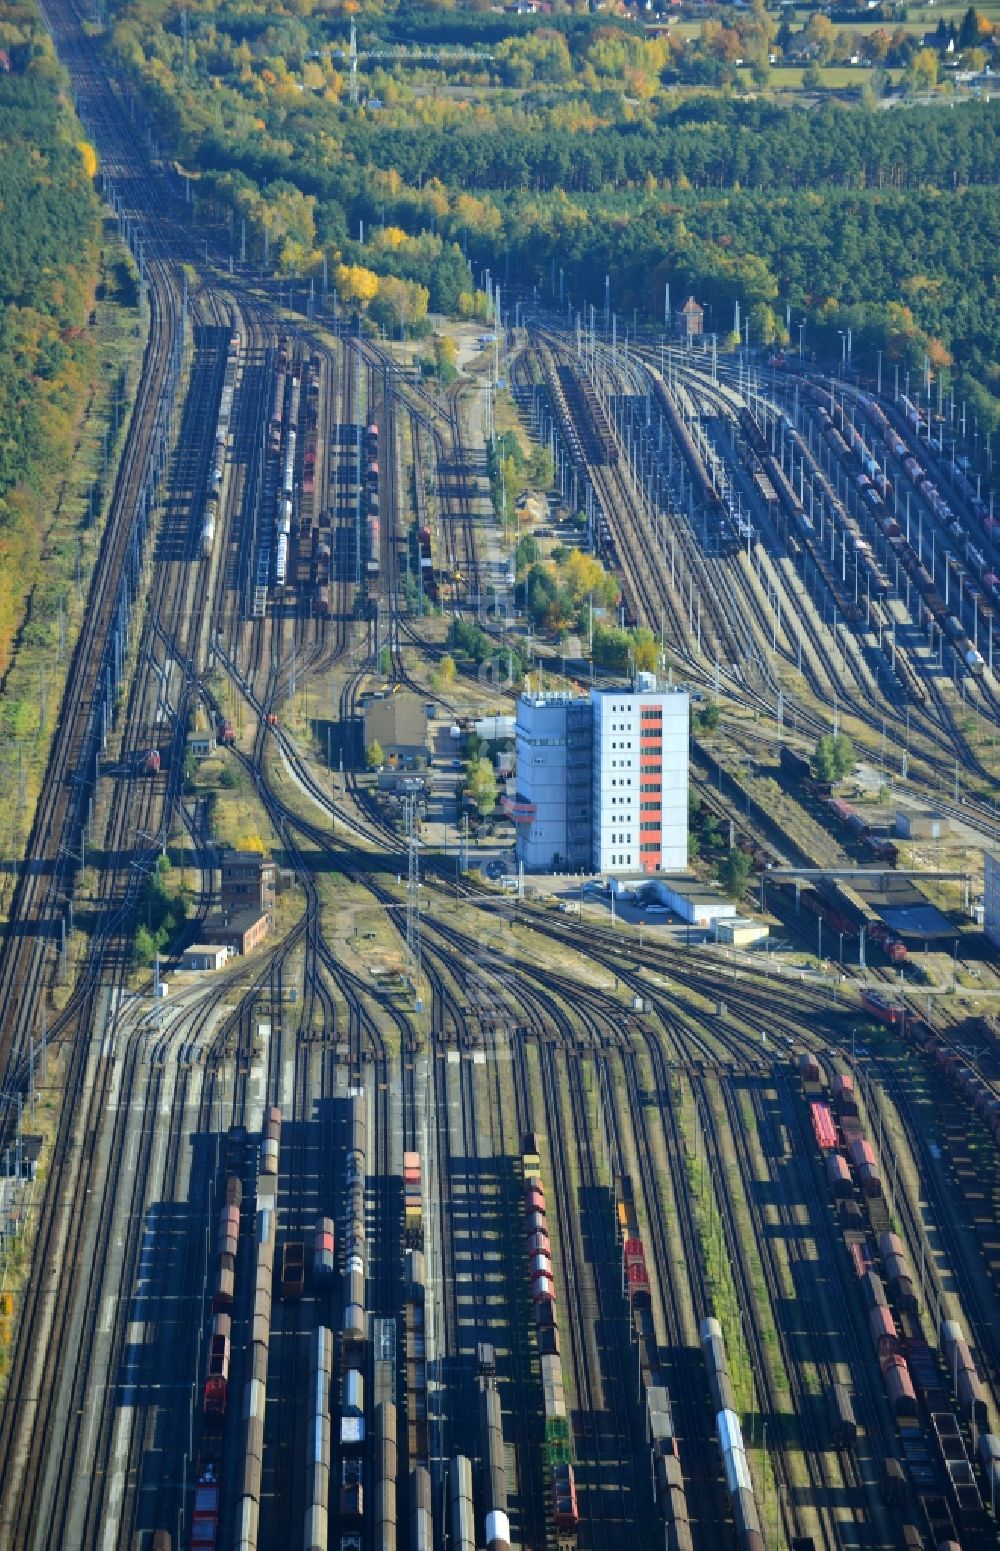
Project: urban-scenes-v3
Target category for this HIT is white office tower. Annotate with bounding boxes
[512,692,593,872]
[591,684,689,873]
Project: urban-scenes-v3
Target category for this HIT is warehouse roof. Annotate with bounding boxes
[363,693,427,754]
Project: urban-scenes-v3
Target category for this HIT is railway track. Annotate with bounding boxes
[4,22,997,1547]
[529,317,999,823]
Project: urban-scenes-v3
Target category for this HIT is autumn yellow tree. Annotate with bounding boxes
[370,275,430,335]
[335,262,379,308]
[77,140,98,179]
[561,550,620,610]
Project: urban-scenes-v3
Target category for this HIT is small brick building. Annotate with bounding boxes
[200,909,270,957]
[675,295,704,346]
[219,849,276,924]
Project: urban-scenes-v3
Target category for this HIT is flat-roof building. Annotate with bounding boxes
[182,945,229,972]
[510,680,689,874]
[363,692,428,765]
[592,683,688,874]
[200,909,270,957]
[512,692,592,872]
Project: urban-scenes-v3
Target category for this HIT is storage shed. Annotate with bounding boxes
[182,945,229,972]
[894,810,947,840]
[186,731,216,761]
[638,876,737,926]
[715,916,769,948]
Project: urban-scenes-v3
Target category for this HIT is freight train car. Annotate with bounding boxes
[478,1345,510,1551]
[810,1102,837,1151]
[701,1319,765,1551]
[614,1174,693,1551]
[404,1150,423,1249]
[304,1327,333,1551]
[313,1217,334,1284]
[939,1320,989,1426]
[343,1090,367,1358]
[556,361,618,466]
[521,1139,576,1540]
[827,1382,858,1452]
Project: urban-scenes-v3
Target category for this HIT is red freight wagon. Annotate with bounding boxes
[840,1114,863,1147]
[832,1074,856,1112]
[798,1052,821,1085]
[869,1305,898,1355]
[849,1240,871,1279]
[811,1102,838,1151]
[882,1354,917,1417]
[627,1263,651,1306]
[850,1137,882,1197]
[827,1152,853,1199]
[553,1463,580,1529]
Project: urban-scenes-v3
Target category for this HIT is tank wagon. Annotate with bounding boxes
[477,1343,510,1551]
[200,328,240,559]
[449,1454,475,1551]
[701,1317,765,1551]
[939,1320,989,1426]
[342,1091,367,1353]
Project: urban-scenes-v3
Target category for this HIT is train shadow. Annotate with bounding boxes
[153,325,231,568]
[575,1181,662,1545]
[120,1127,223,1545]
[121,1097,352,1548]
